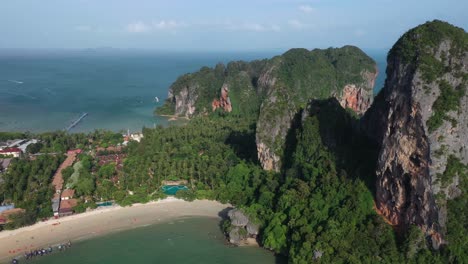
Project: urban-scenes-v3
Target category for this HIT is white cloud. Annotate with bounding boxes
[75,25,92,32]
[271,24,281,32]
[299,5,314,13]
[355,29,366,37]
[125,20,186,33]
[245,23,267,32]
[288,19,305,29]
[227,22,280,32]
[125,21,151,33]
[153,20,186,30]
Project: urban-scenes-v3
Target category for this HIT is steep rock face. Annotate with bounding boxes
[338,69,377,114]
[256,88,298,171]
[362,20,467,248]
[256,47,377,171]
[173,85,198,117]
[338,84,372,114]
[211,84,232,112]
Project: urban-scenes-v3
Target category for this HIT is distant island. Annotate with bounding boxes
[0,20,467,263]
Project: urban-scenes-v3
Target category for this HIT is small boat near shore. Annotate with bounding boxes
[12,241,72,263]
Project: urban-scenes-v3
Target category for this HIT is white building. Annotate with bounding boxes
[0,148,21,158]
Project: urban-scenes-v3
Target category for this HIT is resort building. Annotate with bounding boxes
[123,131,144,144]
[0,208,25,225]
[4,139,24,148]
[0,204,15,213]
[50,149,80,217]
[0,148,21,158]
[52,193,61,217]
[51,149,80,193]
[130,133,143,142]
[61,189,75,200]
[17,139,38,152]
[58,199,78,217]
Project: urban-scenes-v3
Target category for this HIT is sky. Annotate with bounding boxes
[0,0,466,51]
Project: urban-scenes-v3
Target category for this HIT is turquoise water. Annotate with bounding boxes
[0,50,277,133]
[162,185,188,195]
[26,217,282,264]
[0,49,386,133]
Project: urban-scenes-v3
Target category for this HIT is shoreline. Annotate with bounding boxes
[158,114,190,121]
[0,198,230,263]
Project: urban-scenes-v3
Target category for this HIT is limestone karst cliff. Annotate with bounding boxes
[211,84,232,112]
[361,20,467,249]
[158,46,377,171]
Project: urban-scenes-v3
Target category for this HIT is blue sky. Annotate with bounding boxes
[1,0,466,51]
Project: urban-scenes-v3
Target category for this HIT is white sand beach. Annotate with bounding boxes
[0,198,230,263]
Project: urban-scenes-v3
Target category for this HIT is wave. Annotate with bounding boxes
[7,80,23,84]
[0,91,36,99]
[44,87,56,95]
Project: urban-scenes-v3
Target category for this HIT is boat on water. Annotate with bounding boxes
[16,241,71,263]
[155,96,160,102]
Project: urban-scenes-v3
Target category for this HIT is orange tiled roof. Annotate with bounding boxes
[51,151,78,191]
[0,208,25,218]
[60,199,78,209]
[61,189,75,198]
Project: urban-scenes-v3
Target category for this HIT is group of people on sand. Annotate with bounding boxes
[11,241,72,264]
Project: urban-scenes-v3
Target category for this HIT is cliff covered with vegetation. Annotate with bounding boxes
[156,46,377,172]
[362,20,467,254]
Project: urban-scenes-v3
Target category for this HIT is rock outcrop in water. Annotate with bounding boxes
[226,209,259,245]
[361,20,468,249]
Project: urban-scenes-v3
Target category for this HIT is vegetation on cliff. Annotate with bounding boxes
[389,19,466,81]
[277,46,375,102]
[157,45,376,120]
[388,20,467,133]
[426,79,466,132]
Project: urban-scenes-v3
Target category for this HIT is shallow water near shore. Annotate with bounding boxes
[25,217,282,264]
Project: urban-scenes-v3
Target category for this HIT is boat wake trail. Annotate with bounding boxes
[7,80,24,84]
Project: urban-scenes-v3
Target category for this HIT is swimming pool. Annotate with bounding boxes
[162,185,188,195]
[96,201,113,207]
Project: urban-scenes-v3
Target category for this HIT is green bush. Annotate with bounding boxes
[427,80,466,132]
[175,189,196,201]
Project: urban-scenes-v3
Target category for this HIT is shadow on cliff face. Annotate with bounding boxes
[314,98,380,194]
[225,122,260,164]
[283,98,380,195]
[316,98,380,194]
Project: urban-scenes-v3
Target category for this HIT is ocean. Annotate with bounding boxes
[26,217,283,264]
[0,49,387,133]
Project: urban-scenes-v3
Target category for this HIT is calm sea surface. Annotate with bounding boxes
[0,49,386,133]
[27,217,283,264]
[0,50,277,133]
